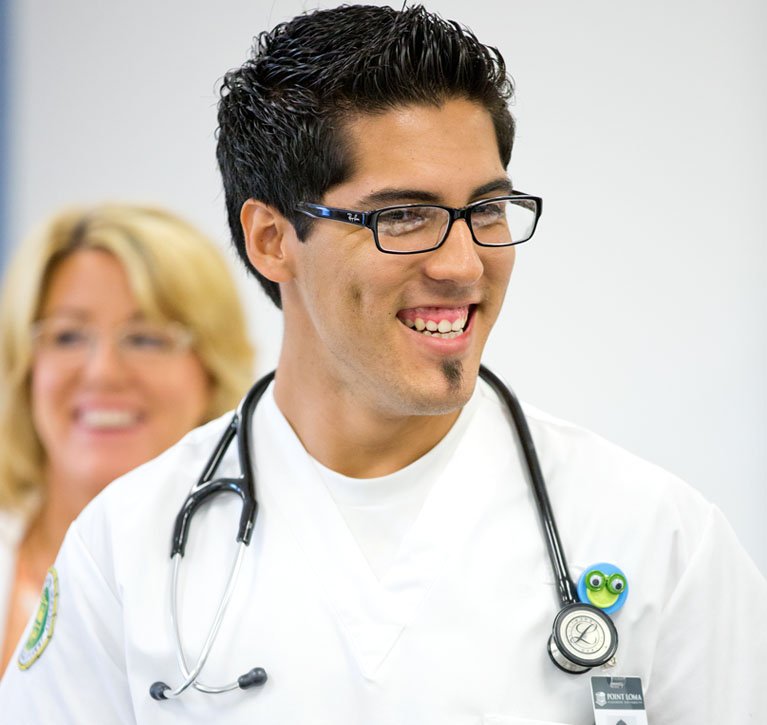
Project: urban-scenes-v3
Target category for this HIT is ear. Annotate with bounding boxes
[240,199,295,283]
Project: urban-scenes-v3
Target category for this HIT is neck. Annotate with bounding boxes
[273,356,461,479]
[22,471,94,573]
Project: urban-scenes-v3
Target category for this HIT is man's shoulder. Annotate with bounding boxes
[474,378,710,525]
[73,412,237,554]
[107,411,235,500]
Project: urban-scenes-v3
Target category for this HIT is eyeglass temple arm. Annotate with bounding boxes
[295,202,371,228]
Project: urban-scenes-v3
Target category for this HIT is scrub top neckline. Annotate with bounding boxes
[253,382,502,677]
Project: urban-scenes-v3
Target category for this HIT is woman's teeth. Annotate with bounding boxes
[79,410,139,429]
[403,316,467,338]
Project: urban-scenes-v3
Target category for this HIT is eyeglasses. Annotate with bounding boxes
[31,319,194,366]
[295,192,542,254]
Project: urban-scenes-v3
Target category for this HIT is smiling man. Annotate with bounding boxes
[246,98,520,477]
[0,4,764,724]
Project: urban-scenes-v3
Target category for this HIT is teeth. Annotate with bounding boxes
[404,314,469,337]
[80,409,138,429]
[420,329,462,339]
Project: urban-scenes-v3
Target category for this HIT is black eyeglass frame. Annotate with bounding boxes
[294,192,543,255]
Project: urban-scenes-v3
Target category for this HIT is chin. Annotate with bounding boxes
[402,366,477,416]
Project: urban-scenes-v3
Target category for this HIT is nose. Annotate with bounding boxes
[80,335,131,385]
[421,217,484,285]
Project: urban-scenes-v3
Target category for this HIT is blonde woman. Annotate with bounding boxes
[0,204,254,672]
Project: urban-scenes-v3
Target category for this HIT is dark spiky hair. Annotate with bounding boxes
[216,4,515,307]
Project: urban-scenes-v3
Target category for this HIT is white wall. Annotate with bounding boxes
[8,0,766,572]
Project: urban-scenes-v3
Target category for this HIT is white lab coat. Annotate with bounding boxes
[0,380,764,724]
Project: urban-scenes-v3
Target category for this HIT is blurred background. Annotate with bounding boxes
[1,0,764,572]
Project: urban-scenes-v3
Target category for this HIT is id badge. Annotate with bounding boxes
[590,676,648,724]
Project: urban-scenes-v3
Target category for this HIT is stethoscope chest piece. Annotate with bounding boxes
[547,602,618,674]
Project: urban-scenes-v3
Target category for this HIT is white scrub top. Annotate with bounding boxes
[0,380,764,724]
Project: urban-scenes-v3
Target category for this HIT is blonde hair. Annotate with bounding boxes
[0,203,255,510]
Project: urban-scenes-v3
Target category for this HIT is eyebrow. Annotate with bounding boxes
[357,176,514,208]
[37,309,89,321]
[38,308,146,322]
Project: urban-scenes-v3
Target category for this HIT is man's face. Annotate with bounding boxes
[280,98,516,418]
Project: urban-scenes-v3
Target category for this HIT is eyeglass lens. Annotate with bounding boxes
[375,197,538,253]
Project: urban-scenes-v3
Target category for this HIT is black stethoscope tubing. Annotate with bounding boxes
[477,365,578,608]
[150,365,616,700]
[170,370,275,558]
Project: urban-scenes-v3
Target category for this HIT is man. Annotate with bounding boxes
[1,5,764,723]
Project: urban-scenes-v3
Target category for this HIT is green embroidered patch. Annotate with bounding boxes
[18,566,58,670]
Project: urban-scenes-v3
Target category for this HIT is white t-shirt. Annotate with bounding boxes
[0,380,764,724]
[315,398,472,578]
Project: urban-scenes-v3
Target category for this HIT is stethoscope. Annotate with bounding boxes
[150,365,618,701]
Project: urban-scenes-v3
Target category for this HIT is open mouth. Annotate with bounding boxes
[397,304,475,339]
[76,408,142,430]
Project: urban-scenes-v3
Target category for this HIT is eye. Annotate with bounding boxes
[607,574,627,595]
[586,571,605,591]
[122,328,175,352]
[49,327,89,349]
[377,207,442,237]
[471,200,507,228]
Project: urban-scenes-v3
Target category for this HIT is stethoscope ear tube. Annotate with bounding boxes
[171,477,253,557]
[171,419,238,557]
[169,372,276,557]
[233,370,275,544]
[478,366,578,607]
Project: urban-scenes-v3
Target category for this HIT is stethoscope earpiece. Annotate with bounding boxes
[149,681,171,701]
[238,668,268,689]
